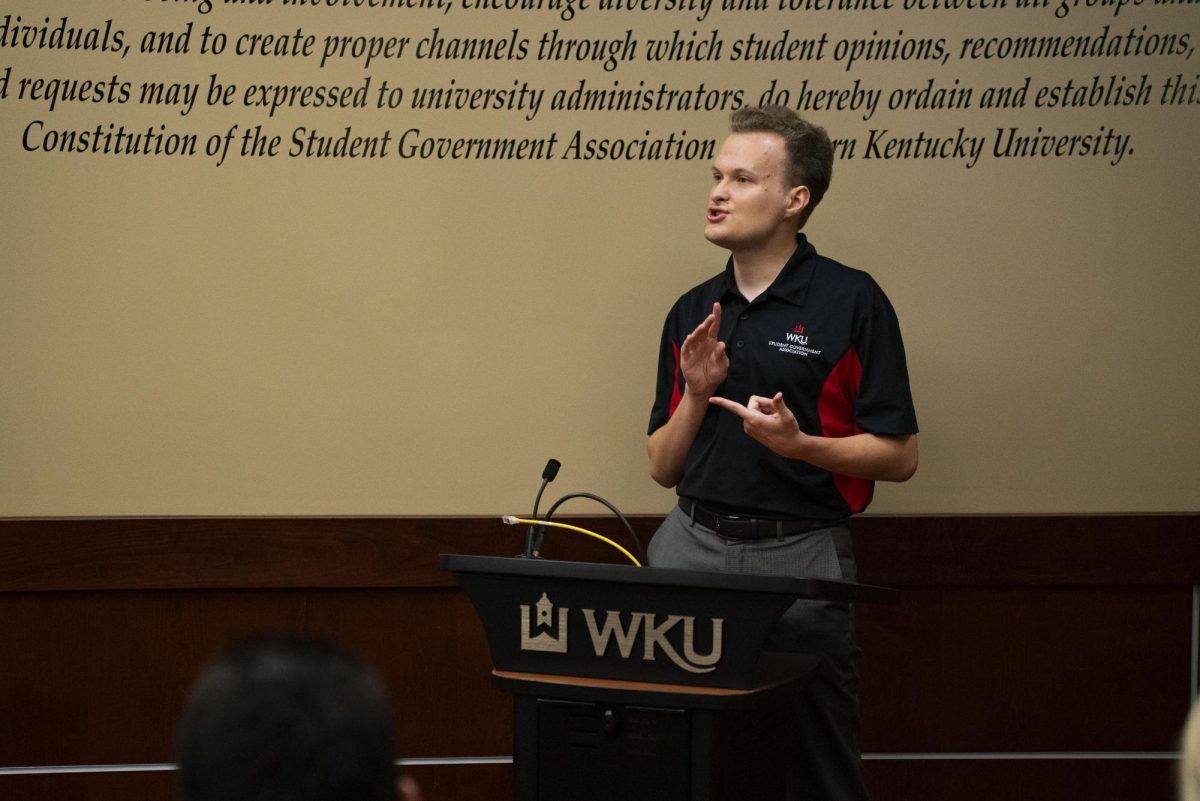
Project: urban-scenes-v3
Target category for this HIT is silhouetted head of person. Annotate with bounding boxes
[175,632,420,801]
[1183,699,1200,801]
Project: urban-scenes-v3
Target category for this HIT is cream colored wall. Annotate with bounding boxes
[1,1,1196,515]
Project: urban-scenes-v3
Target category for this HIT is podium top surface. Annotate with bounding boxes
[439,553,895,604]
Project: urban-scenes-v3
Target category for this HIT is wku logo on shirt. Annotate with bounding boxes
[770,322,821,358]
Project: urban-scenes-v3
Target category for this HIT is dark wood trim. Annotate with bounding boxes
[0,514,1196,592]
[850,514,1200,586]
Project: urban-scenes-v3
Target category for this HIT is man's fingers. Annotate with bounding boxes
[771,392,792,417]
[702,306,721,341]
[683,303,725,356]
[682,322,716,356]
[747,394,770,412]
[683,330,726,364]
[708,396,750,419]
[750,392,789,414]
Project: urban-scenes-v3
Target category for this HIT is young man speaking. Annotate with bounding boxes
[647,106,919,800]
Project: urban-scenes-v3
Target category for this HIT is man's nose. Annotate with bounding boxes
[710,180,729,201]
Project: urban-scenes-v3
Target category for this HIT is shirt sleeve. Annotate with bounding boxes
[853,279,919,435]
[647,307,683,436]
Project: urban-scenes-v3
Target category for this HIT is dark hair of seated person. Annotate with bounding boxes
[175,632,417,801]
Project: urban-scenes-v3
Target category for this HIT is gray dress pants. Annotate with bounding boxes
[648,504,870,801]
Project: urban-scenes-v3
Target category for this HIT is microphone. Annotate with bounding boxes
[505,459,647,566]
[524,459,560,558]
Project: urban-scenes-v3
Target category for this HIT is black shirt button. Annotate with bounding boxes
[740,313,749,320]
[736,340,744,348]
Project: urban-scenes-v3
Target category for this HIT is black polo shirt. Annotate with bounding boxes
[648,235,919,521]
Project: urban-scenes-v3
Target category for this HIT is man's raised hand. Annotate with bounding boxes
[680,302,730,398]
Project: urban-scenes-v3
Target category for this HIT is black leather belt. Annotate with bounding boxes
[678,497,840,540]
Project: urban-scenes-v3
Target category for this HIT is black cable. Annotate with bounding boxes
[544,492,647,564]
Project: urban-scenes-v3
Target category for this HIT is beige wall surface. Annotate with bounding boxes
[1,0,1196,515]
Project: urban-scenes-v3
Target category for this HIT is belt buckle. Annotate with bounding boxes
[713,513,742,536]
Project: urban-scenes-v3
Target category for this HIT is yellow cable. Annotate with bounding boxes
[503,516,642,567]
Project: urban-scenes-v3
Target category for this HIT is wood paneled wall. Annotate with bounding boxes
[0,515,1195,801]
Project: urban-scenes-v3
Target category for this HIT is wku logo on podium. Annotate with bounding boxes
[519,592,724,674]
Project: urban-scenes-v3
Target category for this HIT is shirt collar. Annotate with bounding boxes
[718,234,817,308]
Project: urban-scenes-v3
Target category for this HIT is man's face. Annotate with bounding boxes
[704,132,803,252]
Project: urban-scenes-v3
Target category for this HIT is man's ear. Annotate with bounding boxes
[786,185,810,220]
[398,775,424,801]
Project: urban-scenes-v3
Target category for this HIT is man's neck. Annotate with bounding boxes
[730,232,798,302]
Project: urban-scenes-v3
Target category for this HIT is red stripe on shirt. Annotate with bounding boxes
[668,341,683,417]
[818,346,873,512]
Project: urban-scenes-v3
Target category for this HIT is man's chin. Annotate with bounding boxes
[703,226,733,248]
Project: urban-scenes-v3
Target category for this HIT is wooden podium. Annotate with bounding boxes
[441,554,894,801]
